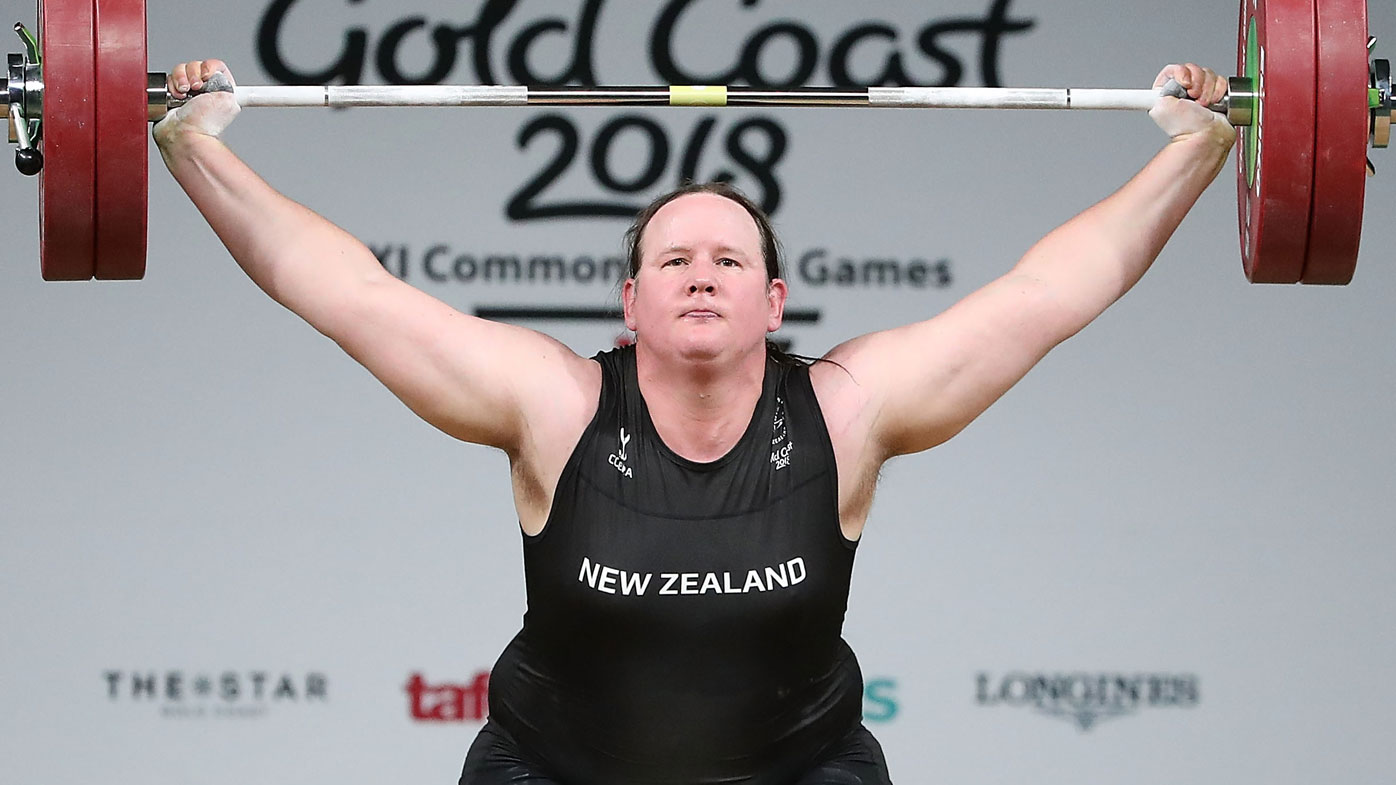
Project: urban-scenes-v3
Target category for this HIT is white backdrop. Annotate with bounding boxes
[2,1,1394,783]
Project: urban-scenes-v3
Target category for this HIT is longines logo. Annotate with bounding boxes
[976,671,1199,731]
[104,670,329,719]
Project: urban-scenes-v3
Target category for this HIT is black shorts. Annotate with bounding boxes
[458,719,893,785]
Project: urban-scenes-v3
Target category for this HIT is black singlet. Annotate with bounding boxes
[478,346,873,785]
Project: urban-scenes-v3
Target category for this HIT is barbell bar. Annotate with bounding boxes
[160,83,1246,115]
[2,0,1390,285]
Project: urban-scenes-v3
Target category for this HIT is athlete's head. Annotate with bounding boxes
[621,182,787,363]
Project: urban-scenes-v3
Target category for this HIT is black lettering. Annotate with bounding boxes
[1178,676,1200,705]
[454,253,479,281]
[423,245,451,283]
[507,115,639,220]
[591,116,669,193]
[906,259,927,287]
[166,672,184,701]
[1000,673,1033,705]
[976,0,1035,88]
[484,255,522,281]
[274,676,297,700]
[220,672,240,702]
[104,671,121,699]
[915,22,963,86]
[862,259,901,286]
[677,116,718,183]
[528,255,566,281]
[934,259,953,287]
[307,673,329,700]
[798,248,829,285]
[132,673,156,700]
[828,24,911,86]
[505,0,601,85]
[375,18,460,85]
[650,0,742,84]
[738,22,818,88]
[251,672,268,700]
[975,672,994,705]
[257,0,367,85]
[1112,675,1142,707]
[452,0,518,86]
[917,0,1034,87]
[724,118,786,214]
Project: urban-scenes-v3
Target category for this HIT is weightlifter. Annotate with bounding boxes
[153,58,1233,784]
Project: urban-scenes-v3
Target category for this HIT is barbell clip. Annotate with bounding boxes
[8,100,38,175]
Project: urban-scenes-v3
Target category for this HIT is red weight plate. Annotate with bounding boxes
[1236,0,1316,283]
[1302,0,1367,284]
[39,0,97,281]
[94,0,148,280]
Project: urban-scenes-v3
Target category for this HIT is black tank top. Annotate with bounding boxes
[488,346,865,785]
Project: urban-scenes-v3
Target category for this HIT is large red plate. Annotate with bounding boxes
[39,0,97,281]
[94,0,148,280]
[1237,0,1316,284]
[1302,0,1367,284]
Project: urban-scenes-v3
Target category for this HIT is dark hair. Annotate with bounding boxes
[622,181,811,367]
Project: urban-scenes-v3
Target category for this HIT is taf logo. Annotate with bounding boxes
[406,671,490,722]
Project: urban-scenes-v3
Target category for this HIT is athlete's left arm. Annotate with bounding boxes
[816,64,1236,460]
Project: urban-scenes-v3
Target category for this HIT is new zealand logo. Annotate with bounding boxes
[770,397,793,470]
[609,427,633,478]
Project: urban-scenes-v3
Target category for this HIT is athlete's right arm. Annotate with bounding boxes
[154,60,597,451]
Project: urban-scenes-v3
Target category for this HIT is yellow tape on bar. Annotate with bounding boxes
[670,86,728,106]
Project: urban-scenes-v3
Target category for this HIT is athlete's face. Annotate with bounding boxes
[622,193,787,362]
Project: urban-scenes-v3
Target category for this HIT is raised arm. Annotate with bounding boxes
[815,64,1236,462]
[153,60,598,453]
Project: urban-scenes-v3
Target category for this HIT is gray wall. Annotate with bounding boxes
[2,0,1393,782]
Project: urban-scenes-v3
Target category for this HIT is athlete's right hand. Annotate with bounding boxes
[153,59,240,148]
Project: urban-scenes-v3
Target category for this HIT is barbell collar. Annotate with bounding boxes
[3,52,17,110]
[147,72,166,122]
[7,52,42,153]
[1226,76,1256,126]
[1373,59,1391,148]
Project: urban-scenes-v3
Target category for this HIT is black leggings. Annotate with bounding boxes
[459,720,893,785]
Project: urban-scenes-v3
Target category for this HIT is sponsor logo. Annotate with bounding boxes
[371,243,954,292]
[976,671,1200,731]
[609,426,634,478]
[863,677,900,723]
[256,0,1024,265]
[769,395,793,470]
[256,0,1035,104]
[404,669,894,725]
[578,555,807,596]
[406,671,490,723]
[102,670,329,719]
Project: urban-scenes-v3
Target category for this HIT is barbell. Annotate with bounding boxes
[3,0,1390,284]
